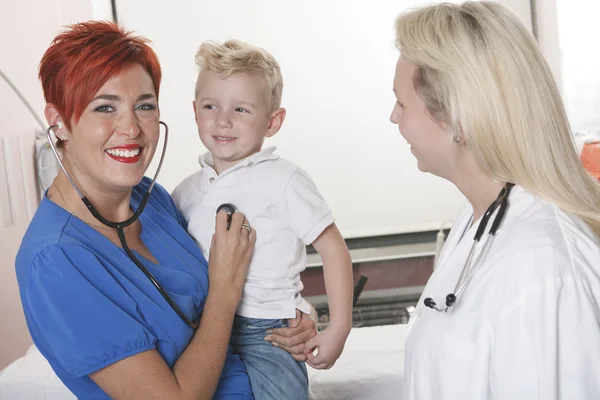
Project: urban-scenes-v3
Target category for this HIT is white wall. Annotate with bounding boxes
[0,0,102,370]
[534,0,600,133]
[116,0,532,239]
[534,0,563,94]
[554,0,600,132]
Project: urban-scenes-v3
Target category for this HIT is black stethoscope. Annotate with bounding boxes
[424,182,515,312]
[46,122,238,329]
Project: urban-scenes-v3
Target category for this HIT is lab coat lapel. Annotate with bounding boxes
[410,211,476,321]
[436,210,473,270]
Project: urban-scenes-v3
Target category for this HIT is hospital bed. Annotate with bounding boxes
[0,323,408,399]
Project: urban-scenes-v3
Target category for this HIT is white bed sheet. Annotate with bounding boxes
[308,324,407,399]
[0,345,76,400]
[0,324,407,399]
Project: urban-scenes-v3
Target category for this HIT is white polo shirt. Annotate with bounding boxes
[172,147,335,319]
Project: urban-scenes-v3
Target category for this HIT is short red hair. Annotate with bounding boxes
[39,21,161,130]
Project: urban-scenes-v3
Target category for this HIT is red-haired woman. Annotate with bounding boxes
[15,21,316,399]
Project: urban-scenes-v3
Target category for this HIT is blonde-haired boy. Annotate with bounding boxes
[172,40,353,399]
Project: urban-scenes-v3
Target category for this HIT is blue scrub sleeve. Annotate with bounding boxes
[24,244,157,378]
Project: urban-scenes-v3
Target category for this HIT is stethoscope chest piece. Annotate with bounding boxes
[216,203,238,229]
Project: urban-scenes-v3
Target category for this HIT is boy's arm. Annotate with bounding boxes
[309,222,353,369]
[275,167,352,367]
[311,223,353,333]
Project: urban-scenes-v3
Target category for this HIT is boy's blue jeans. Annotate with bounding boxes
[231,315,309,400]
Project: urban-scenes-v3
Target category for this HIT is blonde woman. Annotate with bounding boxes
[390,2,600,399]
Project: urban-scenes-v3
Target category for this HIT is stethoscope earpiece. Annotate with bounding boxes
[424,297,436,308]
[445,293,456,307]
[424,297,448,312]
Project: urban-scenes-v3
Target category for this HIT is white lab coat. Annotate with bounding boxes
[403,186,600,399]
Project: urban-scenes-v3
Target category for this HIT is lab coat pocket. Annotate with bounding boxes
[435,316,477,359]
[431,313,485,398]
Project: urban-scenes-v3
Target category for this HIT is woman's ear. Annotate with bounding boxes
[44,104,67,140]
[447,122,466,146]
[44,104,61,127]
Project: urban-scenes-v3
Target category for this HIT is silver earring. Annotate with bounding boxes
[453,136,462,144]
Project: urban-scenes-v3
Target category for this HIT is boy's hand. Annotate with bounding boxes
[304,325,349,370]
[264,309,317,361]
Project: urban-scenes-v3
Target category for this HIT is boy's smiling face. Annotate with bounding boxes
[193,70,285,174]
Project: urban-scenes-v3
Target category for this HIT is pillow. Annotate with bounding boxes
[0,345,75,399]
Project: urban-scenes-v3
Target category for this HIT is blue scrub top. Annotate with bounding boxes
[15,177,253,399]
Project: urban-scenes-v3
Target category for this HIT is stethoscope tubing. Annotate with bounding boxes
[424,183,514,312]
[46,122,199,329]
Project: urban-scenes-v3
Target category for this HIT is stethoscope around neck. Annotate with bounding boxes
[424,182,515,313]
[46,121,203,329]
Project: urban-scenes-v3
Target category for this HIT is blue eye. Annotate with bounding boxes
[137,103,157,111]
[94,105,114,113]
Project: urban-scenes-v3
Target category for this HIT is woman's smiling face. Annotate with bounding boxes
[61,63,160,193]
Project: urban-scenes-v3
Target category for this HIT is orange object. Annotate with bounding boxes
[581,141,600,179]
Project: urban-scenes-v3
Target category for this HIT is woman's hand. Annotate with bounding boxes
[264,309,318,361]
[207,211,256,301]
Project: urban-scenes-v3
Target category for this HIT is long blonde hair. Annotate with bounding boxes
[395,1,600,237]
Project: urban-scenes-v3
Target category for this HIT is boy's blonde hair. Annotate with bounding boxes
[395,1,600,237]
[194,39,283,113]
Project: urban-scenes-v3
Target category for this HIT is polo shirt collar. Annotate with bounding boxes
[198,146,280,172]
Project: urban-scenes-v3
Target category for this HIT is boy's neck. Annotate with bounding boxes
[211,148,266,175]
[213,157,244,175]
